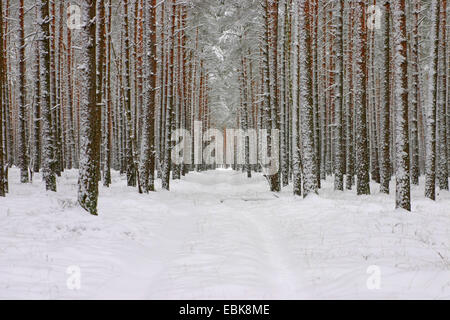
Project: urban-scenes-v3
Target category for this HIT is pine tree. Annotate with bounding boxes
[345,1,355,190]
[78,0,99,215]
[103,0,113,187]
[333,0,344,191]
[437,0,448,191]
[66,10,76,170]
[39,0,57,192]
[292,0,302,196]
[32,8,42,174]
[299,0,319,197]
[268,0,281,192]
[354,0,370,195]
[393,0,411,211]
[379,0,391,194]
[425,0,440,200]
[17,0,29,183]
[410,0,420,186]
[161,1,177,190]
[140,0,157,193]
[95,0,105,183]
[123,0,137,187]
[0,0,4,197]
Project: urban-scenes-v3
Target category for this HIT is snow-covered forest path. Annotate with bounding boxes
[1,168,450,299]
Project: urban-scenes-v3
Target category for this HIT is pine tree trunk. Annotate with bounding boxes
[103,0,113,187]
[293,0,302,196]
[140,0,157,193]
[437,0,448,190]
[123,0,137,187]
[425,0,440,200]
[410,0,420,186]
[18,0,29,183]
[345,1,355,190]
[78,0,99,215]
[162,1,177,190]
[299,0,319,197]
[333,0,344,191]
[0,0,4,196]
[39,0,57,192]
[354,1,370,195]
[32,7,42,174]
[379,0,391,194]
[268,0,281,192]
[96,0,105,184]
[394,0,411,211]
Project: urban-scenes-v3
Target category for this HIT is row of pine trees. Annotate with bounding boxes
[0,0,448,215]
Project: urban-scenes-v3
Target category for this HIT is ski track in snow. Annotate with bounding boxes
[0,168,449,299]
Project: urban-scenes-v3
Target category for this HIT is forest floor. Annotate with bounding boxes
[0,168,449,299]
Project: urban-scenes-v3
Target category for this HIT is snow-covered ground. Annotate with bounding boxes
[0,168,449,300]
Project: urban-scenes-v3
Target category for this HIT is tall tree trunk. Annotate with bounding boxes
[103,0,113,187]
[268,0,281,192]
[39,0,57,192]
[162,0,177,190]
[379,0,391,194]
[437,0,448,190]
[333,0,344,191]
[96,0,105,183]
[299,0,319,197]
[346,1,355,190]
[394,0,411,211]
[425,0,440,200]
[0,0,4,196]
[410,0,420,186]
[354,0,370,195]
[140,0,157,193]
[32,6,42,174]
[18,0,29,183]
[123,0,137,187]
[78,0,99,215]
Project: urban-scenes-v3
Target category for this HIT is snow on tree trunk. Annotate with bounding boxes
[17,0,29,183]
[298,0,319,197]
[379,0,392,194]
[354,0,370,196]
[39,0,57,192]
[0,0,4,196]
[345,1,355,190]
[410,0,420,186]
[425,0,440,201]
[103,0,113,187]
[333,0,344,191]
[140,0,157,193]
[393,0,411,211]
[78,0,99,215]
[437,0,448,191]
[123,0,137,188]
[162,0,177,191]
[95,0,105,184]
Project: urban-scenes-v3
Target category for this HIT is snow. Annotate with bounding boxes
[0,168,450,300]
